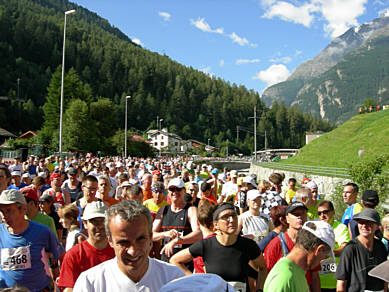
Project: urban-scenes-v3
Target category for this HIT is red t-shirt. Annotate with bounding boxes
[201,194,217,205]
[263,231,320,286]
[193,233,217,273]
[58,240,115,288]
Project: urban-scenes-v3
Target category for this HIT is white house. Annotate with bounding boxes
[147,128,183,153]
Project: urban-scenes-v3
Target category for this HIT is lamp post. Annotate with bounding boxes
[124,95,131,158]
[59,9,76,155]
[158,119,163,157]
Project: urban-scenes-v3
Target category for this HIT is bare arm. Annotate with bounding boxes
[63,288,73,292]
[334,242,347,257]
[310,271,321,292]
[169,248,194,275]
[252,254,267,290]
[336,279,347,292]
[63,189,71,205]
[237,215,243,235]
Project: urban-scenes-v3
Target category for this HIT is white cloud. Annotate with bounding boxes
[199,66,214,77]
[262,0,368,39]
[158,11,171,21]
[190,17,224,34]
[236,58,260,65]
[253,64,291,87]
[132,38,142,46]
[295,50,302,56]
[269,56,292,64]
[262,1,317,27]
[229,32,258,47]
[219,59,225,67]
[316,0,368,38]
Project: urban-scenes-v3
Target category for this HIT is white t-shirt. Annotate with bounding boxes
[66,228,81,251]
[73,257,185,292]
[221,181,238,199]
[240,211,269,243]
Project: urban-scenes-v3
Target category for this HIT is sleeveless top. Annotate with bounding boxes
[63,181,82,202]
[160,204,192,261]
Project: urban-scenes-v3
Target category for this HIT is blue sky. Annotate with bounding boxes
[71,0,389,94]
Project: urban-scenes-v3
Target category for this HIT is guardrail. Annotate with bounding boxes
[254,162,352,178]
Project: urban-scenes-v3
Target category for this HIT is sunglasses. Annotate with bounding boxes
[318,210,330,216]
[218,213,238,221]
[168,186,184,192]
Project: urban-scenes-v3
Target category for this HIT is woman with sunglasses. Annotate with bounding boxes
[170,202,265,292]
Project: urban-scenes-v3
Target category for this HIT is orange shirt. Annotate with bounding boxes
[142,186,153,201]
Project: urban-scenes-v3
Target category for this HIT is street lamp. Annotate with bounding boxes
[59,9,76,155]
[124,95,131,158]
[159,118,163,157]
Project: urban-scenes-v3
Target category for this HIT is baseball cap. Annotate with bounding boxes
[302,220,335,251]
[230,170,238,178]
[353,208,381,225]
[242,176,258,188]
[11,171,21,176]
[82,201,107,220]
[38,172,46,178]
[50,173,61,181]
[247,189,262,201]
[67,167,77,175]
[368,260,389,282]
[120,181,132,188]
[362,190,379,204]
[201,164,207,169]
[286,202,308,215]
[21,187,39,202]
[22,173,31,179]
[306,180,318,189]
[0,189,27,205]
[211,168,218,175]
[168,178,185,189]
[152,169,161,176]
[159,274,235,292]
[39,193,54,203]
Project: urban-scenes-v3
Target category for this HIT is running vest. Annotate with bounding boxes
[160,204,192,262]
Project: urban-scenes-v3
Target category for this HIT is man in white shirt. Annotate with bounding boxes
[74,200,184,292]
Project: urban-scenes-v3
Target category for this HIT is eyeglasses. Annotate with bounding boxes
[318,210,331,216]
[218,213,238,221]
[189,189,196,192]
[168,186,184,192]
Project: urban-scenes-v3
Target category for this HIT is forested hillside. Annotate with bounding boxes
[0,0,333,155]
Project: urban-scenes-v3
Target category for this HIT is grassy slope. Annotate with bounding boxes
[281,110,389,167]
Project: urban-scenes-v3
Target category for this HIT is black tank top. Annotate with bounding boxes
[160,204,192,261]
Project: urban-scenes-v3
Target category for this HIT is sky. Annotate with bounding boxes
[71,0,389,95]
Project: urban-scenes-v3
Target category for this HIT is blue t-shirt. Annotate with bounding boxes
[0,221,64,291]
[7,184,27,191]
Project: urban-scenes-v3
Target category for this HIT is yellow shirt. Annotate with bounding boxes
[143,199,169,214]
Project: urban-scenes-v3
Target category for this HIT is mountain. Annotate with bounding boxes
[262,14,389,124]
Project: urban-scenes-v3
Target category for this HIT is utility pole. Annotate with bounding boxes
[236,126,239,141]
[249,105,257,161]
[265,129,268,149]
[17,78,20,100]
[226,139,229,157]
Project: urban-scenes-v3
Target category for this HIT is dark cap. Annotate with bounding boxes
[286,202,308,215]
[353,208,380,225]
[39,193,54,203]
[362,190,379,205]
[67,167,77,175]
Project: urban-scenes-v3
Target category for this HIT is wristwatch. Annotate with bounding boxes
[176,237,184,245]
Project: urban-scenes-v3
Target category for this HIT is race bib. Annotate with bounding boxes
[319,258,336,275]
[1,246,32,271]
[228,281,246,292]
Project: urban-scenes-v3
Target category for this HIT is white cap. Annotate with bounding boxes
[82,201,107,220]
[168,178,185,189]
[243,176,258,188]
[159,274,235,292]
[22,173,31,178]
[302,221,335,251]
[306,180,318,189]
[116,162,124,168]
[0,189,27,205]
[201,164,207,169]
[11,171,21,176]
[247,189,262,201]
[38,172,46,178]
[230,170,238,178]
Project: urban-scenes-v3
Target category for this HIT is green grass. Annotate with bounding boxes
[281,110,389,168]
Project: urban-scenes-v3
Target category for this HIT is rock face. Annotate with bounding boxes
[262,15,389,124]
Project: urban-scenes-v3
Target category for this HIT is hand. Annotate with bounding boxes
[166,229,179,239]
[161,238,177,258]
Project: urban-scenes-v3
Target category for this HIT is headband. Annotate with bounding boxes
[213,203,235,221]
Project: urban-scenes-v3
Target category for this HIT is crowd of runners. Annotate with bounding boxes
[0,154,388,292]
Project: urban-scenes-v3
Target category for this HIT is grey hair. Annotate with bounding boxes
[295,187,312,201]
[105,200,152,239]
